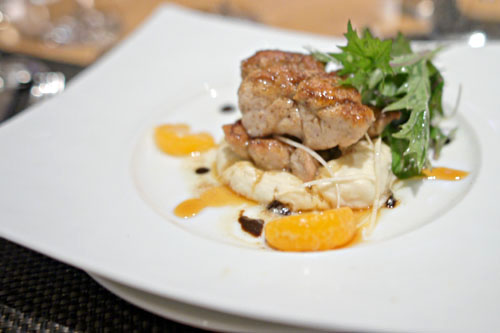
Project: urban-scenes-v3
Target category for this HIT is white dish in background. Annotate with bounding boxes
[0,5,499,332]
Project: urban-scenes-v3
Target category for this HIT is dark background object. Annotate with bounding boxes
[432,1,500,39]
[0,238,206,332]
[0,52,81,123]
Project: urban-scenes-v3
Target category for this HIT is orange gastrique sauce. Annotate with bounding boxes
[422,167,469,181]
[174,186,255,218]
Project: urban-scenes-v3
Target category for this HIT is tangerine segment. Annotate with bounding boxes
[155,124,215,156]
[264,207,356,252]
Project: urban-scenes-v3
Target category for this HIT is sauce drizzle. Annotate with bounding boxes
[422,167,469,181]
[174,186,254,218]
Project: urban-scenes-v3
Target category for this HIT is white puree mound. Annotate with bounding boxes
[216,140,395,211]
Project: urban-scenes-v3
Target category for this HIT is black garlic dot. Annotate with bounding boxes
[220,104,235,113]
[266,200,292,216]
[385,194,397,208]
[195,167,210,174]
[238,214,264,237]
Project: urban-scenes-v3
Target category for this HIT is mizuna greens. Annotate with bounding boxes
[310,22,449,179]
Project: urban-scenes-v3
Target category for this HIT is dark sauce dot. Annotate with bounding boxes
[195,167,210,174]
[266,200,291,216]
[317,146,342,161]
[220,104,235,113]
[238,212,264,237]
[385,194,397,209]
[281,134,302,143]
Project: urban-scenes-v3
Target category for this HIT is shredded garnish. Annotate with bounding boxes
[276,134,384,233]
[360,137,382,238]
[364,133,374,148]
[275,135,335,177]
[303,174,375,187]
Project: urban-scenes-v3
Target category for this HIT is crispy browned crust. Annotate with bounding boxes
[241,50,325,78]
[223,121,292,171]
[290,148,319,182]
[241,65,307,100]
[222,121,250,159]
[248,138,292,171]
[222,120,319,180]
[237,50,376,150]
[293,72,362,109]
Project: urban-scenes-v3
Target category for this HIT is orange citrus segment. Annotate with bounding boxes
[264,207,356,252]
[155,124,215,156]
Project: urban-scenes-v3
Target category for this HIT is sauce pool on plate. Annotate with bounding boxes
[422,167,469,181]
[174,186,255,218]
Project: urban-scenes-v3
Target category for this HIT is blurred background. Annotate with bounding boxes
[0,0,499,66]
[0,0,499,122]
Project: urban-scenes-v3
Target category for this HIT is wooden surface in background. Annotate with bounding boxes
[0,0,497,66]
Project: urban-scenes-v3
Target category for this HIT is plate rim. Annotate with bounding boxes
[0,5,499,332]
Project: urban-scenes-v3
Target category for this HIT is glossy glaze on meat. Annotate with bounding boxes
[222,50,400,182]
[241,50,325,79]
[238,50,375,150]
[293,72,374,149]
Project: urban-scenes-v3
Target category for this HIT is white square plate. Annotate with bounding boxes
[1,5,499,332]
